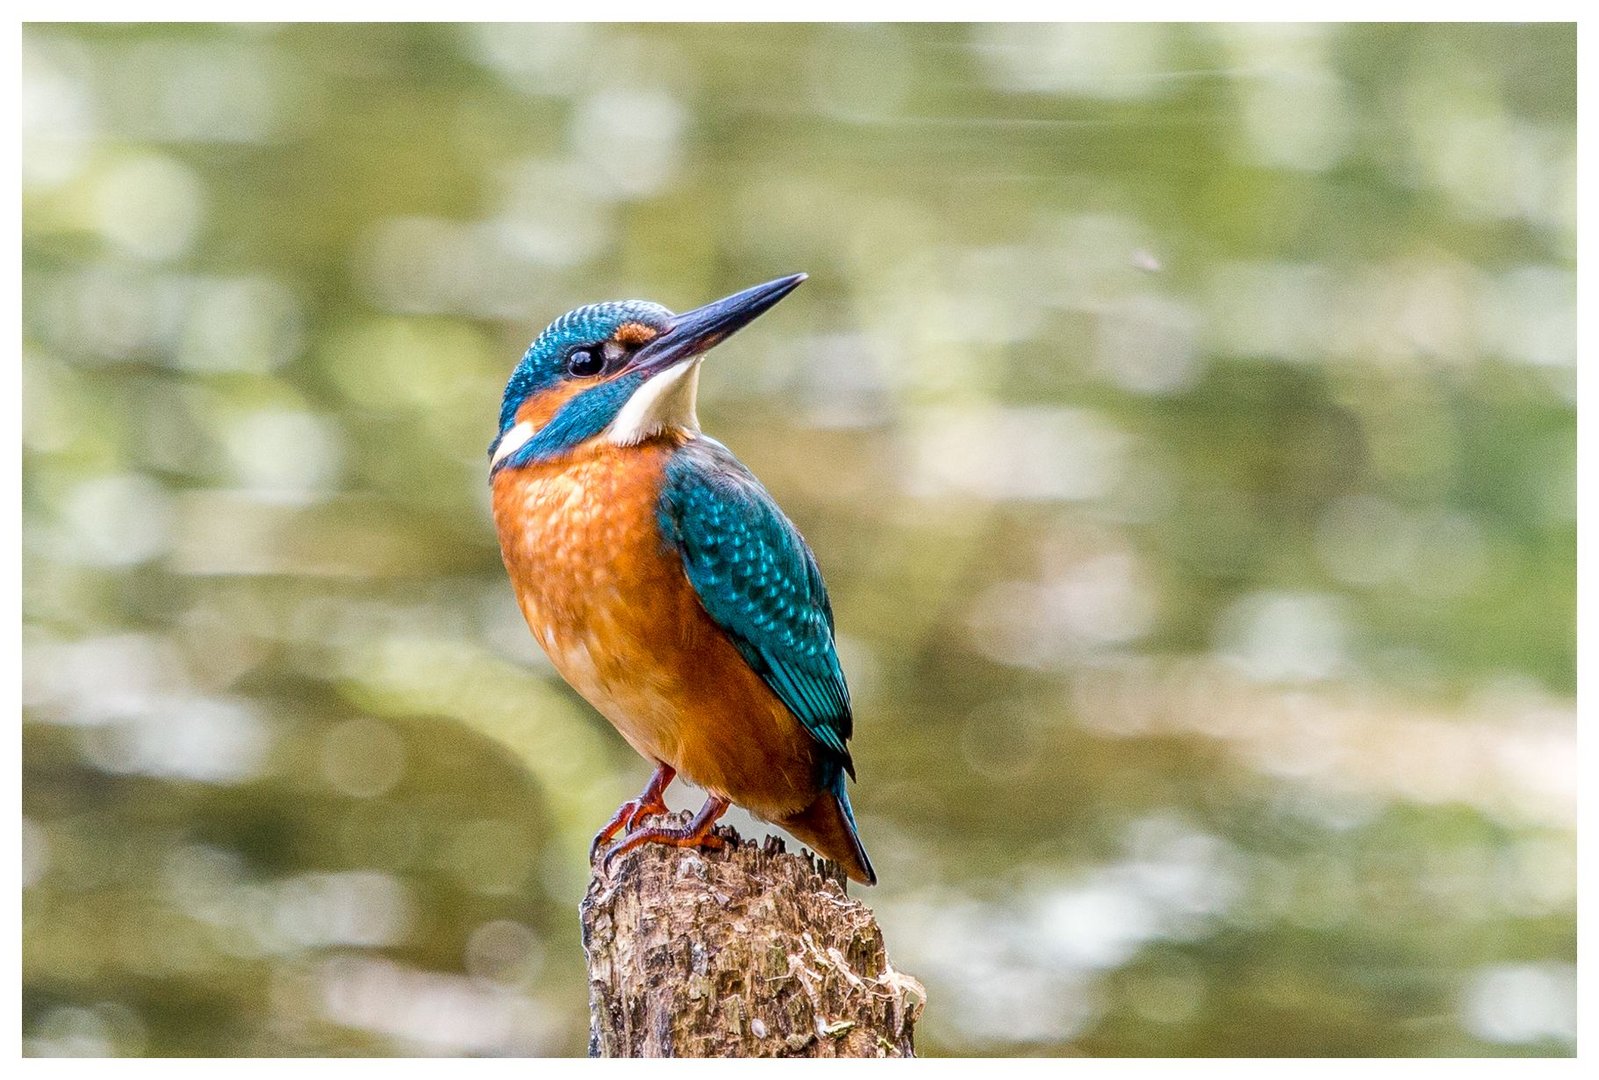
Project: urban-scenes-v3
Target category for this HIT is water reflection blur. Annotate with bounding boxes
[21,22,1575,1057]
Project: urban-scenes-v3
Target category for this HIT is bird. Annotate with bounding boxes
[488,274,875,885]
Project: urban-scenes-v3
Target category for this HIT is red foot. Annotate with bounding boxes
[591,763,676,858]
[600,795,730,875]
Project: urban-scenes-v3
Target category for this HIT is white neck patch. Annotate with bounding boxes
[491,420,537,468]
[607,360,702,446]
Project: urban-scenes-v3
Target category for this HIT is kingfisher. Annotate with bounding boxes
[489,274,875,886]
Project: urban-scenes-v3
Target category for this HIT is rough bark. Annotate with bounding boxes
[579,815,924,1058]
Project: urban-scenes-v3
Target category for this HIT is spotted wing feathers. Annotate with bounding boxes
[657,439,854,776]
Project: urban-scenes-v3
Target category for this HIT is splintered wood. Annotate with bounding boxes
[580,821,922,1057]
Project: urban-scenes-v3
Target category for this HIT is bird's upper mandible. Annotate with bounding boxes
[489,274,806,473]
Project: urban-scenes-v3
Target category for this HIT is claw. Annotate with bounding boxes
[622,798,664,832]
[590,762,675,859]
[591,797,666,858]
[600,795,730,876]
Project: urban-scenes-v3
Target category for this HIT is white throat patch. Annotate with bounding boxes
[606,360,702,446]
[491,420,536,468]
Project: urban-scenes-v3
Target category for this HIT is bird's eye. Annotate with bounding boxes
[566,348,604,377]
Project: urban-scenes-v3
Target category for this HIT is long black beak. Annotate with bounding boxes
[634,273,806,373]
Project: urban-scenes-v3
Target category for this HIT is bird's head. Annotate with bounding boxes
[490,273,806,473]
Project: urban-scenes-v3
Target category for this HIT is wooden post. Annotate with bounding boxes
[579,818,924,1057]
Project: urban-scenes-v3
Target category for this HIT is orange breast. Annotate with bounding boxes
[491,437,822,820]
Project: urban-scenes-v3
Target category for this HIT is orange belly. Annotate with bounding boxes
[492,438,822,820]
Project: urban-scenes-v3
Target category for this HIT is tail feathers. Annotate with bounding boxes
[776,782,876,885]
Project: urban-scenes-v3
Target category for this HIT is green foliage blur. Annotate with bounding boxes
[22,22,1575,1057]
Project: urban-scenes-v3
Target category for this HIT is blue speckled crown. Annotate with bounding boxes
[498,299,673,433]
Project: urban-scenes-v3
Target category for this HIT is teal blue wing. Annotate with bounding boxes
[657,439,854,776]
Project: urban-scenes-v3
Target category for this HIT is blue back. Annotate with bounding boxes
[656,437,855,783]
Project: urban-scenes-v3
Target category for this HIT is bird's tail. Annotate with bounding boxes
[776,778,876,886]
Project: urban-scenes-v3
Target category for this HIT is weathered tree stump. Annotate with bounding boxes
[579,815,924,1057]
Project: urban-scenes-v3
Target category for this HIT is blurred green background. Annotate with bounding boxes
[21,22,1576,1057]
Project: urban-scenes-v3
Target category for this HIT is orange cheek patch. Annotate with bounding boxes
[614,322,660,347]
[514,381,589,431]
